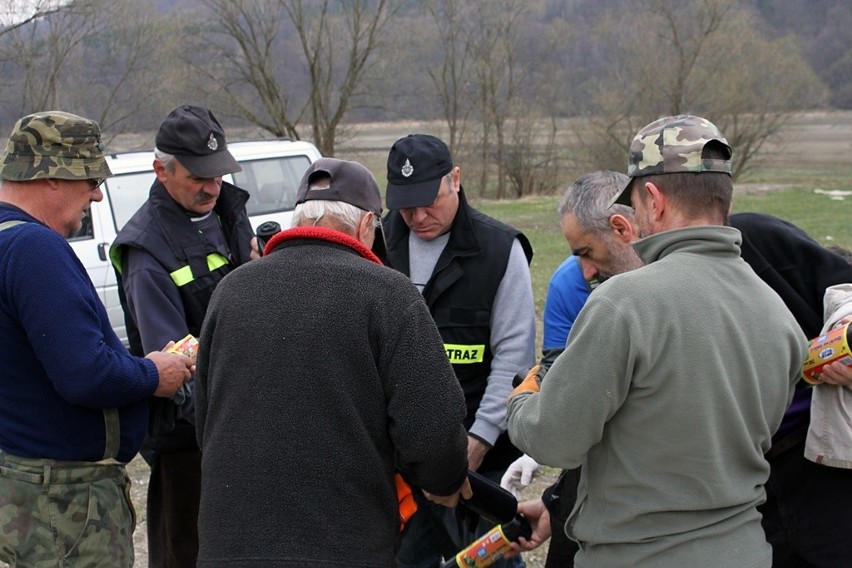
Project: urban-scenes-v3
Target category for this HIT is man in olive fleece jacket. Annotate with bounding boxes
[195,158,469,567]
[509,116,806,568]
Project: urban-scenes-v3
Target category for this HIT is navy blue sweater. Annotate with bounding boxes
[0,205,158,462]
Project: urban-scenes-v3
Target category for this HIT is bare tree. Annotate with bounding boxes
[466,0,529,198]
[201,0,398,156]
[200,0,302,140]
[75,2,185,140]
[282,0,399,156]
[0,0,64,39]
[582,0,828,179]
[0,0,99,115]
[0,0,185,142]
[423,0,475,157]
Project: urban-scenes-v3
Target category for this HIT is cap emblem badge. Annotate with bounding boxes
[401,158,414,178]
[207,133,218,151]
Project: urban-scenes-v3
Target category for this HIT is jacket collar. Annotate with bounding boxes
[266,225,382,265]
[148,180,249,261]
[384,185,480,275]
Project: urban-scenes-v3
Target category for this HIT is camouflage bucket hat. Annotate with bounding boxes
[611,114,732,206]
[0,111,112,182]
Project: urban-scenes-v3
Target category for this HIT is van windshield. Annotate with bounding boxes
[233,155,311,216]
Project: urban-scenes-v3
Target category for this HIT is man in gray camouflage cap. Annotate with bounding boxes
[508,114,807,568]
[0,111,194,567]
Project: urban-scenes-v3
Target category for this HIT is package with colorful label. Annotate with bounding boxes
[802,322,852,385]
[167,334,199,364]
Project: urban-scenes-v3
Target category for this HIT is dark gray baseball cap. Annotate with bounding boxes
[296,157,382,215]
[155,105,241,178]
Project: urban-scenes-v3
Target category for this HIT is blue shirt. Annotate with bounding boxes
[543,256,590,349]
[0,205,158,462]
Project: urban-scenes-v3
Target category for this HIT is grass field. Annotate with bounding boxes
[123,111,851,567]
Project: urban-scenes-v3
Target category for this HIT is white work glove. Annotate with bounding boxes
[500,454,541,500]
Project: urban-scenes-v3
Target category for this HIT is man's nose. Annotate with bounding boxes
[579,258,598,281]
[410,207,428,223]
[201,178,222,194]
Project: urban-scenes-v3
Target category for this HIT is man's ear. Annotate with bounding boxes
[609,214,636,243]
[645,181,666,221]
[357,212,374,243]
[450,166,461,193]
[153,159,168,183]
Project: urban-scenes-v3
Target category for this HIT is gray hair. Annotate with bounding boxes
[292,199,376,232]
[154,148,177,173]
[556,171,634,234]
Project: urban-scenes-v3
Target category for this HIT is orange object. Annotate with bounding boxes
[509,365,541,399]
[803,322,852,384]
[167,334,199,364]
[395,473,418,531]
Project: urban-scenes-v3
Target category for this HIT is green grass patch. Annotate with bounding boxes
[469,188,850,352]
[733,188,852,248]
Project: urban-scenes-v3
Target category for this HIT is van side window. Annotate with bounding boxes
[233,156,311,216]
[103,171,156,231]
[68,208,95,241]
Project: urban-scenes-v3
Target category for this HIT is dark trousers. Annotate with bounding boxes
[147,448,201,568]
[759,436,852,568]
[543,467,580,568]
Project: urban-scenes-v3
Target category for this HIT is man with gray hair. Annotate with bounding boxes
[0,111,193,567]
[503,170,642,567]
[111,104,255,567]
[194,157,470,566]
[508,115,806,567]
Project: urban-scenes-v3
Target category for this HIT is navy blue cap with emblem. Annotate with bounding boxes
[385,134,453,210]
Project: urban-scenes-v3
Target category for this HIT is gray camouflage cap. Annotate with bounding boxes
[0,111,112,182]
[611,114,732,206]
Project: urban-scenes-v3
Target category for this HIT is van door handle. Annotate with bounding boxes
[98,242,109,262]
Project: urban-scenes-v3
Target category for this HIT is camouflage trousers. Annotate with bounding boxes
[0,451,135,567]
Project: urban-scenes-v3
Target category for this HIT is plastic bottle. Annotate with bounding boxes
[440,514,532,568]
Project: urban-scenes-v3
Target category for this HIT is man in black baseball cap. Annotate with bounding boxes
[385,133,452,210]
[110,104,255,568]
[383,134,536,568]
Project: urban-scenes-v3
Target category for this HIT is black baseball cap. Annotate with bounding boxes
[155,105,241,178]
[295,158,382,215]
[385,134,452,210]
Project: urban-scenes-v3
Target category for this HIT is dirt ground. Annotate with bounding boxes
[123,456,559,567]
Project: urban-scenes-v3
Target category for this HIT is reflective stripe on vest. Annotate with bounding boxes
[169,253,230,287]
[444,343,486,364]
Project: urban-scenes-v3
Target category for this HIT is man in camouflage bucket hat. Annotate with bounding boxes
[0,110,113,183]
[0,111,194,567]
[508,114,806,567]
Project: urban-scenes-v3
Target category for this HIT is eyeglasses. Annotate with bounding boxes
[87,178,105,190]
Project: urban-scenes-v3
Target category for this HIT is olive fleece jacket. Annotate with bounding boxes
[509,226,807,568]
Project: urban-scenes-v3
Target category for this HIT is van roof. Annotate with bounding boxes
[106,139,321,174]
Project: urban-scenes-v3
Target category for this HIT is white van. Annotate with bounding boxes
[68,139,322,346]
